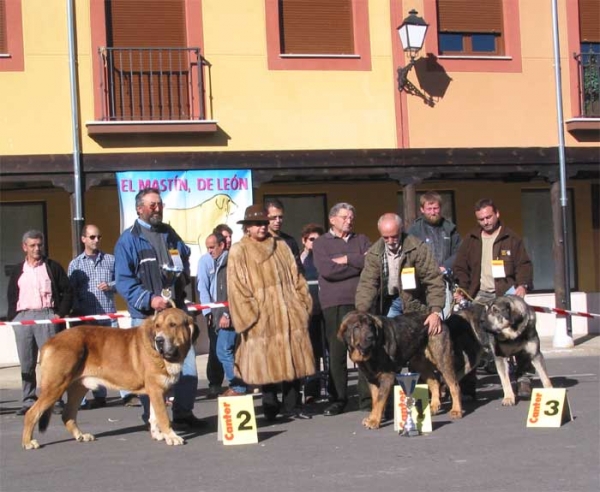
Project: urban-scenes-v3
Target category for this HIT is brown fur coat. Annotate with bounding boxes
[227,235,315,385]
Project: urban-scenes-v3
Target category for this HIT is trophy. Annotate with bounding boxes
[395,372,420,437]
[160,264,183,304]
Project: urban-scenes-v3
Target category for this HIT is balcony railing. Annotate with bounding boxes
[98,47,208,121]
[575,48,600,118]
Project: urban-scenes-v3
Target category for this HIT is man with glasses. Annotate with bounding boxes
[115,187,204,429]
[265,198,302,271]
[312,203,371,416]
[68,224,117,409]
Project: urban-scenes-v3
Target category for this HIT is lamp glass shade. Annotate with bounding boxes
[398,23,428,53]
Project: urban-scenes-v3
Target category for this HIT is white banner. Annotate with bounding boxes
[116,170,253,270]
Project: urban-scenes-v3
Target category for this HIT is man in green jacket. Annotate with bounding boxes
[355,213,445,335]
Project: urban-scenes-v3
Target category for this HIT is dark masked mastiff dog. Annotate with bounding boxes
[22,308,198,450]
[338,311,484,429]
[484,295,553,406]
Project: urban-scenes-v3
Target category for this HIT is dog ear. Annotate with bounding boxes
[337,312,352,342]
[189,316,200,343]
[372,314,396,357]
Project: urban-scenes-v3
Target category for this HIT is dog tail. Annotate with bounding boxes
[38,407,53,433]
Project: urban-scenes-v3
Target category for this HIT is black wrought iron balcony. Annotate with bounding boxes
[575,48,600,118]
[98,47,208,122]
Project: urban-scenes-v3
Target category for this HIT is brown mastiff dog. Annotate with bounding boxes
[338,310,484,429]
[22,308,198,450]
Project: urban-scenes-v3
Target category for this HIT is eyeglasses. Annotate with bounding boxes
[306,237,318,242]
[268,215,284,221]
[144,201,164,210]
[87,235,102,240]
[336,215,354,222]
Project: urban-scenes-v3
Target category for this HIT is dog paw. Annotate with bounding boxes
[502,397,516,406]
[75,433,96,442]
[164,431,185,446]
[361,417,381,430]
[22,439,40,450]
[449,409,463,419]
[430,402,441,415]
[150,428,165,441]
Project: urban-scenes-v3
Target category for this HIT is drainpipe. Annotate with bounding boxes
[67,0,84,255]
[550,0,574,347]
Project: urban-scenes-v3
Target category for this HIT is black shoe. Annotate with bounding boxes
[206,386,222,399]
[15,406,30,416]
[90,397,107,409]
[263,402,280,422]
[172,413,207,429]
[122,394,142,407]
[52,401,65,415]
[282,408,312,420]
[324,402,345,416]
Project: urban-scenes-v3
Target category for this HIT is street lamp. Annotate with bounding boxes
[397,9,432,104]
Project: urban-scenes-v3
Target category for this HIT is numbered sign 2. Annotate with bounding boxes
[526,388,573,428]
[217,395,258,445]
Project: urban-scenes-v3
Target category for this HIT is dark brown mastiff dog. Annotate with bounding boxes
[338,310,484,429]
[22,308,198,449]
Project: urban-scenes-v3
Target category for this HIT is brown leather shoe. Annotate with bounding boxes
[221,388,246,397]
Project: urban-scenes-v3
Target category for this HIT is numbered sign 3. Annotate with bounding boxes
[217,395,258,445]
[526,388,573,428]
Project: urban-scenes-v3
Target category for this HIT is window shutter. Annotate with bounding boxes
[104,0,190,121]
[106,0,186,47]
[437,0,503,34]
[0,0,7,54]
[280,0,354,54]
[579,0,600,42]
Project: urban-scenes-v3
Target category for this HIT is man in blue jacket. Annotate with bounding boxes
[115,187,203,429]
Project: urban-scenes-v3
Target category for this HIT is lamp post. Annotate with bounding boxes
[397,10,432,105]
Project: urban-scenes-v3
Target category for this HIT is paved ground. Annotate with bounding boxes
[0,337,598,492]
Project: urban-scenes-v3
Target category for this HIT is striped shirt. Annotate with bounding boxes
[68,251,116,315]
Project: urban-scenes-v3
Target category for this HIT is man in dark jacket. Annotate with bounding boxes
[265,198,303,272]
[7,229,72,415]
[453,198,532,302]
[453,198,534,398]
[408,191,461,318]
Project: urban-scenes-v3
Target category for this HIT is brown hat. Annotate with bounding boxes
[237,204,270,224]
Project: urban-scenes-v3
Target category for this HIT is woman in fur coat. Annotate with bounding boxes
[227,205,315,421]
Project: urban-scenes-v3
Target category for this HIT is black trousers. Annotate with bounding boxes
[206,319,224,388]
[262,380,301,413]
[323,305,371,408]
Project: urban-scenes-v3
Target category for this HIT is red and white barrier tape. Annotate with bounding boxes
[0,302,229,327]
[531,305,600,319]
[2,301,598,327]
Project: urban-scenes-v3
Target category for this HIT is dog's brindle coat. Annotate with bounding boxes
[485,295,553,406]
[22,308,198,449]
[338,311,483,429]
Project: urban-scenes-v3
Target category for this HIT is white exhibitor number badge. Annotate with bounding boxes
[217,395,258,445]
[401,267,417,290]
[491,260,506,278]
[169,249,184,270]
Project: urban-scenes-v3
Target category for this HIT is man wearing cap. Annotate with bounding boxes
[227,205,314,420]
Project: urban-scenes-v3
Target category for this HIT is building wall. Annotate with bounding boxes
[0,0,597,156]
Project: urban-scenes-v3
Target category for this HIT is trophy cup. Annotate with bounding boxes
[395,372,420,437]
[160,264,183,305]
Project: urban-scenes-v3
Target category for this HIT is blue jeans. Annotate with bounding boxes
[216,328,246,393]
[130,318,198,422]
[386,297,404,318]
